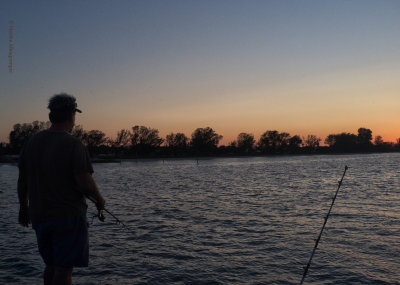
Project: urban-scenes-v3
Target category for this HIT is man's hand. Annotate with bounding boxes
[17,171,29,227]
[18,205,30,227]
[95,196,105,211]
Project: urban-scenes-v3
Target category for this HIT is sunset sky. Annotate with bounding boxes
[1,0,399,145]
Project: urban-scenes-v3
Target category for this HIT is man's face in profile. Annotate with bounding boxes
[68,112,76,132]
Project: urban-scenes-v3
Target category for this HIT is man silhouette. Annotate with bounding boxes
[18,93,105,285]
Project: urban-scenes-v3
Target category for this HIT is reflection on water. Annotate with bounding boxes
[1,153,400,284]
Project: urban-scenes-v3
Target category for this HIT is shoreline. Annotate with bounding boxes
[1,151,399,165]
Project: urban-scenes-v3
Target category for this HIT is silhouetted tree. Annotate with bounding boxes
[288,135,302,153]
[8,121,50,154]
[71,125,86,141]
[324,132,357,152]
[190,127,222,154]
[266,130,280,150]
[0,142,7,155]
[324,134,336,148]
[165,132,189,155]
[375,138,395,151]
[71,126,107,155]
[218,141,237,154]
[237,133,255,153]
[372,135,395,152]
[396,138,400,150]
[130,125,164,155]
[374,135,384,146]
[102,137,114,148]
[258,130,290,153]
[304,135,321,152]
[279,132,291,152]
[258,130,277,153]
[84,130,106,156]
[258,132,271,152]
[113,129,131,148]
[166,133,188,148]
[357,128,373,151]
[229,141,237,148]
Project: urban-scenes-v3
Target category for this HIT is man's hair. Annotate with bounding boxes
[48,93,81,123]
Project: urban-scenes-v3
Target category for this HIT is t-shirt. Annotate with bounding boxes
[18,130,93,222]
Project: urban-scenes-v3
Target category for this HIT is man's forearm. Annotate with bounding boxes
[84,179,105,210]
[84,179,103,202]
[76,173,105,208]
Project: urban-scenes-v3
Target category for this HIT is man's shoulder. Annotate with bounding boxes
[36,129,78,140]
[29,130,83,148]
[29,130,48,140]
[24,130,50,147]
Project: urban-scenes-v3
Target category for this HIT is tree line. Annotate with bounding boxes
[1,121,399,157]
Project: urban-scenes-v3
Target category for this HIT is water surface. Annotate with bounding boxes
[1,153,399,284]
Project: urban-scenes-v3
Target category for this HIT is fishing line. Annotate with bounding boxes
[87,196,133,232]
[300,165,349,285]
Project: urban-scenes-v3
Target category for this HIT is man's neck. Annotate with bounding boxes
[49,123,72,133]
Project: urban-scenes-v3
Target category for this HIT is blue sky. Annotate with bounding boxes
[1,0,400,143]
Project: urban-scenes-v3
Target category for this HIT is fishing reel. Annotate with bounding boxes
[97,209,105,222]
[89,209,105,226]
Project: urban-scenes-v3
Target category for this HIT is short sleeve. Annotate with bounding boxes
[72,140,94,174]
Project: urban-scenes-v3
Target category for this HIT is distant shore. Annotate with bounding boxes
[2,150,399,165]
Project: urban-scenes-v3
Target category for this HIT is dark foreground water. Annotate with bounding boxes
[1,153,400,284]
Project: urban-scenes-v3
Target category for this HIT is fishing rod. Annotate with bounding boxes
[87,196,132,231]
[300,165,349,285]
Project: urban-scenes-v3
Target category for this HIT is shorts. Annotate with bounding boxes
[32,215,89,268]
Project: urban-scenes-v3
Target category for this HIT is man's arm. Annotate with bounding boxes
[75,173,105,210]
[17,171,30,227]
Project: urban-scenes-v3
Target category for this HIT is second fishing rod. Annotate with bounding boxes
[300,165,349,285]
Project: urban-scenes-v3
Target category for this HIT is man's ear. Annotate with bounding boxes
[68,112,76,131]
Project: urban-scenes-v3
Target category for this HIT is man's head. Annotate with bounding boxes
[48,93,82,129]
[48,93,81,123]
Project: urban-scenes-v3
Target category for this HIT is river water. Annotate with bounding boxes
[1,153,399,284]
